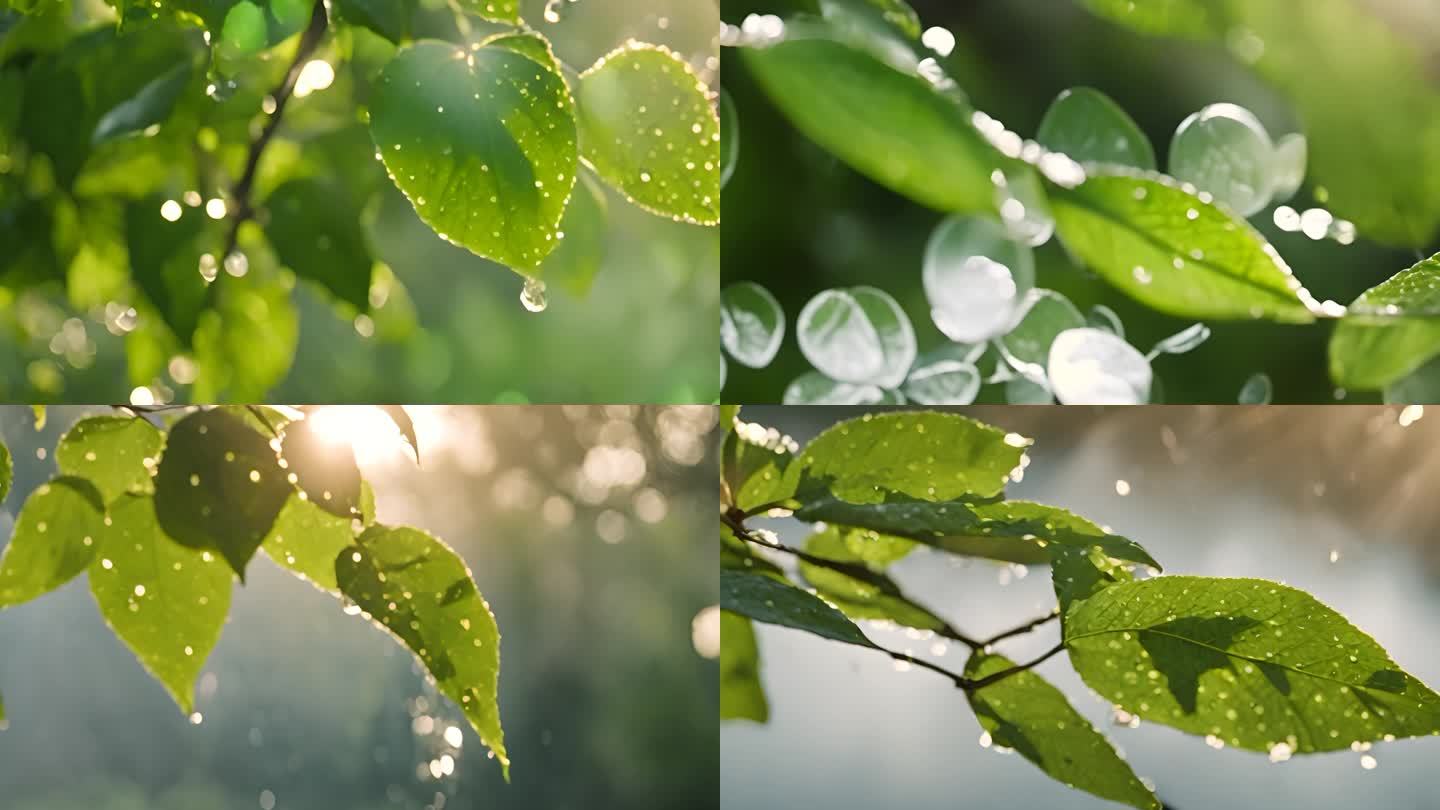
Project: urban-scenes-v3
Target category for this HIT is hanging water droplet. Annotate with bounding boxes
[520,277,548,313]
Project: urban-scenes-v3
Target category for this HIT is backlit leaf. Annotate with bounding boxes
[377,405,418,462]
[1329,254,1440,390]
[262,493,357,592]
[0,477,107,608]
[798,526,949,632]
[280,417,362,518]
[55,415,164,503]
[263,178,373,312]
[720,568,875,649]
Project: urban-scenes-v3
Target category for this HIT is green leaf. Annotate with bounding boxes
[720,568,875,649]
[153,409,291,579]
[55,415,165,503]
[126,196,216,342]
[998,288,1086,379]
[88,494,232,714]
[799,526,949,632]
[263,178,373,311]
[798,495,1159,570]
[191,274,299,401]
[533,171,608,296]
[1329,254,1440,390]
[376,405,418,462]
[721,281,785,369]
[742,31,1003,213]
[280,416,362,517]
[1076,0,1217,37]
[219,1,267,55]
[332,0,414,42]
[0,476,107,608]
[827,0,922,39]
[965,652,1159,810]
[1065,576,1440,753]
[92,60,192,145]
[786,410,1029,505]
[262,493,356,592]
[0,438,10,505]
[720,611,768,722]
[1036,86,1155,170]
[336,525,508,778]
[1050,168,1320,323]
[1052,544,1136,618]
[453,0,518,24]
[720,523,785,581]
[369,39,578,269]
[576,43,720,225]
[721,423,795,513]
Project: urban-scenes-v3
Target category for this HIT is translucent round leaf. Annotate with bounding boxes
[901,360,980,404]
[1048,327,1153,405]
[923,216,1034,343]
[1146,322,1211,359]
[796,286,915,389]
[1270,132,1307,203]
[1238,372,1273,404]
[994,167,1055,247]
[721,282,785,369]
[782,371,889,404]
[720,87,739,190]
[1168,102,1276,217]
[1006,376,1055,404]
[1036,87,1156,170]
[998,289,1086,381]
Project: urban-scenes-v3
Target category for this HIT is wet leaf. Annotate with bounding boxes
[377,405,418,462]
[721,425,794,513]
[55,415,165,503]
[1036,86,1155,170]
[263,178,373,312]
[1049,168,1319,323]
[125,196,215,343]
[0,477,107,608]
[799,526,949,632]
[453,0,518,24]
[965,652,1159,810]
[720,568,875,649]
[333,0,415,42]
[1329,254,1440,390]
[280,417,362,518]
[719,524,785,581]
[369,39,577,269]
[576,44,720,225]
[1065,576,1440,753]
[533,171,608,297]
[742,29,1002,213]
[88,494,232,714]
[153,409,291,579]
[720,611,768,722]
[786,410,1028,505]
[336,525,508,778]
[262,493,357,592]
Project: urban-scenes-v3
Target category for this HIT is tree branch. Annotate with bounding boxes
[222,0,329,259]
[966,643,1066,691]
[978,610,1060,647]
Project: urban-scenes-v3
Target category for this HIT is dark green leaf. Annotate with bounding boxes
[88,494,232,714]
[91,60,192,145]
[263,178,373,311]
[153,409,291,579]
[280,413,363,517]
[332,0,414,42]
[1065,576,1440,753]
[720,568,875,648]
[1330,254,1440,390]
[125,197,216,343]
[262,493,357,592]
[1049,168,1320,323]
[369,39,578,269]
[742,30,1003,213]
[336,525,508,778]
[576,43,720,225]
[799,525,949,632]
[0,476,107,608]
[55,415,165,503]
[965,652,1159,810]
[786,411,1029,505]
[720,611,768,722]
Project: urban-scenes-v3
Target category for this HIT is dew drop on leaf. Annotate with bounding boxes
[1169,102,1275,217]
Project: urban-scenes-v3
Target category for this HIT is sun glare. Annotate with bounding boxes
[304,406,407,464]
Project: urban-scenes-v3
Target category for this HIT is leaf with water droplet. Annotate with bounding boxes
[720,87,739,190]
[720,522,785,581]
[126,196,217,344]
[1330,253,1440,390]
[336,525,508,778]
[1036,86,1156,170]
[576,43,719,225]
[742,28,1004,213]
[263,178,373,312]
[999,289,1085,381]
[781,371,888,405]
[797,286,915,389]
[0,476,106,608]
[262,493,358,593]
[1050,168,1319,322]
[722,423,794,514]
[1065,576,1440,754]
[280,417,362,518]
[532,171,608,297]
[376,405,418,463]
[721,282,785,369]
[369,39,577,269]
[721,568,876,649]
[153,409,291,580]
[798,525,950,632]
[89,494,232,714]
[787,410,1027,506]
[1238,372,1273,404]
[55,415,164,504]
[332,0,415,42]
[1168,103,1276,217]
[966,652,1160,810]
[924,216,1034,343]
[720,611,768,723]
[452,0,519,24]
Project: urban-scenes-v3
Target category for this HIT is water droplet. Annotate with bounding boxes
[520,277,548,312]
[1048,328,1152,405]
[797,287,915,389]
[1169,102,1275,217]
[923,216,1033,343]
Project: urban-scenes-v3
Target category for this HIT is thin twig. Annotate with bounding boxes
[741,499,794,518]
[966,643,1066,691]
[978,610,1060,647]
[222,0,329,259]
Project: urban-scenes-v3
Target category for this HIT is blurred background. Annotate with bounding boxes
[0,404,720,810]
[721,0,1440,403]
[0,0,719,403]
[723,404,1440,809]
